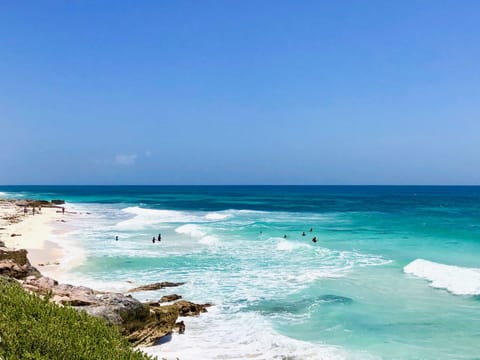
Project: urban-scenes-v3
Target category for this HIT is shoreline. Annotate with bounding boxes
[0,199,83,279]
[0,198,212,358]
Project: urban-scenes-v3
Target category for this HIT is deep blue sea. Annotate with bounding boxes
[1,186,480,359]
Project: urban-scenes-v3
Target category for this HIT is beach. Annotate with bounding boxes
[0,200,82,281]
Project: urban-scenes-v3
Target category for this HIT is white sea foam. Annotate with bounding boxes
[141,309,367,360]
[116,207,200,230]
[198,235,220,246]
[205,212,230,220]
[0,191,23,198]
[175,224,205,237]
[404,259,480,295]
[276,239,310,251]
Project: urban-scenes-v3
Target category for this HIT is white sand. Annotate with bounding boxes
[0,201,84,278]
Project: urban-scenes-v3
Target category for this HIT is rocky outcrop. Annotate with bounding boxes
[0,247,40,278]
[174,300,212,317]
[0,244,211,347]
[15,199,65,207]
[127,281,185,293]
[127,304,180,346]
[0,259,32,278]
[20,275,183,346]
[160,294,183,303]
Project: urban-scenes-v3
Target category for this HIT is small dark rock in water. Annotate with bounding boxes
[127,281,185,293]
[51,199,65,205]
[318,294,353,304]
[252,294,353,315]
[175,320,185,334]
[160,294,183,303]
[174,300,212,317]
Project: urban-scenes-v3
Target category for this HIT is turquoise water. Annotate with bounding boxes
[1,186,480,359]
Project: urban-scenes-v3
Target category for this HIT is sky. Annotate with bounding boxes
[0,1,479,185]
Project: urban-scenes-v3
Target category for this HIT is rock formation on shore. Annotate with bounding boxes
[0,243,211,347]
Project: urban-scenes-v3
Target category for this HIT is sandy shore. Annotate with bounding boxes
[0,199,80,278]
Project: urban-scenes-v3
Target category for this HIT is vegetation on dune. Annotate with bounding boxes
[0,278,156,360]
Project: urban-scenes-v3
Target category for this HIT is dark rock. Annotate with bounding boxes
[318,294,353,304]
[174,320,185,334]
[128,281,185,293]
[127,304,179,346]
[174,300,212,317]
[0,248,40,278]
[160,294,182,303]
[0,259,30,278]
[51,199,65,205]
[16,199,50,207]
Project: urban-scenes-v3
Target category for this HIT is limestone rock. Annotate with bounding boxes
[160,294,182,303]
[0,259,30,278]
[0,248,40,278]
[50,199,65,205]
[79,293,150,326]
[127,304,179,346]
[0,247,29,265]
[127,281,185,293]
[174,320,185,334]
[174,300,212,317]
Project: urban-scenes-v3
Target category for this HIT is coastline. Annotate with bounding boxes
[0,200,83,280]
[0,197,212,358]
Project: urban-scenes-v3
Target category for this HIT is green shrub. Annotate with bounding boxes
[0,278,156,360]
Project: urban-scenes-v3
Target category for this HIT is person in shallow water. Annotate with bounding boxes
[283,234,287,239]
[310,227,313,232]
[115,236,118,241]
[152,236,156,243]
[302,231,306,236]
[312,236,317,243]
[158,233,161,241]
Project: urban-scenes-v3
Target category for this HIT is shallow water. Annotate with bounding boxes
[2,186,480,359]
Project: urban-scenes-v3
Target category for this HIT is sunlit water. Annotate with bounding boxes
[2,186,480,359]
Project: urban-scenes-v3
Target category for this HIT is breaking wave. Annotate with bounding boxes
[404,259,480,295]
[175,224,206,237]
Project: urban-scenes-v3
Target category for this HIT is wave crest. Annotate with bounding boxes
[175,224,205,237]
[205,212,230,220]
[199,235,220,246]
[404,259,480,295]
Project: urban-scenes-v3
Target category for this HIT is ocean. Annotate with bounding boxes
[1,186,480,359]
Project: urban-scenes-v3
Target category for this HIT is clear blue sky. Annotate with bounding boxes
[1,1,479,185]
